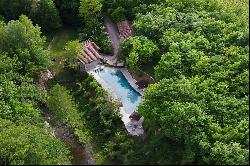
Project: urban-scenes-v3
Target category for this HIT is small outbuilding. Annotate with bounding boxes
[129,112,142,121]
[117,20,133,39]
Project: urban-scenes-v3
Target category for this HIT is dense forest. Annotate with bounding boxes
[0,0,249,165]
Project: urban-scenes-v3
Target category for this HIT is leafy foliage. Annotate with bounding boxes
[102,0,161,21]
[64,40,81,69]
[0,0,248,165]
[54,0,81,26]
[0,15,50,76]
[0,0,61,31]
[31,0,61,31]
[79,0,102,18]
[0,120,71,165]
[0,16,71,164]
[127,0,250,164]
[78,76,133,164]
[52,70,131,164]
[78,0,111,53]
[110,7,126,22]
[122,36,159,70]
[47,84,83,131]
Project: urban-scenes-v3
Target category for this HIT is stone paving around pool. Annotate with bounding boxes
[120,107,144,136]
[88,68,144,136]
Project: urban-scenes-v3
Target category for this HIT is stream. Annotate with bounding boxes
[43,108,95,165]
[39,70,95,165]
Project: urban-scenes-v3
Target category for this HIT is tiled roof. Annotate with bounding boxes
[117,20,133,39]
[78,40,102,64]
[129,112,142,121]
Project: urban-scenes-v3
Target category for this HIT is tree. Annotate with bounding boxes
[102,0,155,20]
[54,0,81,26]
[47,84,83,130]
[0,14,71,165]
[78,0,102,30]
[132,0,249,164]
[0,0,61,31]
[0,0,33,20]
[138,76,249,164]
[64,40,81,69]
[0,15,4,22]
[0,120,71,165]
[0,10,72,166]
[0,15,50,76]
[111,7,126,22]
[126,51,139,70]
[122,36,159,69]
[31,0,61,32]
[79,0,102,18]
[78,0,111,53]
[209,142,249,165]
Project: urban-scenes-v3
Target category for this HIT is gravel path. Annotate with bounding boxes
[84,144,96,165]
[104,17,120,56]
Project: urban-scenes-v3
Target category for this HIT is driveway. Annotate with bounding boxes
[104,17,120,56]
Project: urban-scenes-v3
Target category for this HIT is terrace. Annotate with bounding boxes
[77,19,145,136]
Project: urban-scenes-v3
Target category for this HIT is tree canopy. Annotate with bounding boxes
[0,15,71,165]
[122,36,159,70]
[0,120,71,165]
[0,15,50,76]
[0,0,61,31]
[127,0,250,164]
[0,0,248,165]
[47,84,83,130]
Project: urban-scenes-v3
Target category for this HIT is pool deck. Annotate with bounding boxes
[88,68,144,136]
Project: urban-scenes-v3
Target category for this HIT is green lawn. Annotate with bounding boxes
[48,27,78,59]
[47,26,78,73]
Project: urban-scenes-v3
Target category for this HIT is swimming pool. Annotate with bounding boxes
[95,67,142,114]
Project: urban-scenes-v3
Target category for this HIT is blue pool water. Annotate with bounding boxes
[96,67,142,114]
